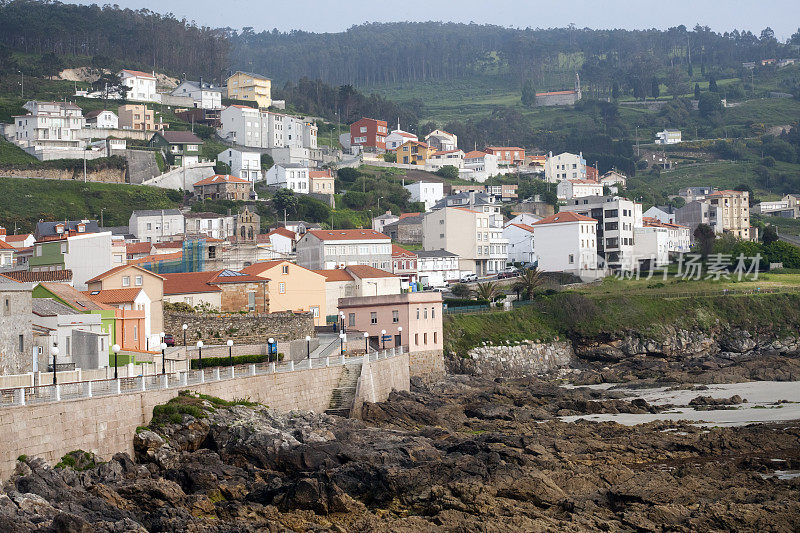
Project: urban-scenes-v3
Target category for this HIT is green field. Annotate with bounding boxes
[0,177,181,232]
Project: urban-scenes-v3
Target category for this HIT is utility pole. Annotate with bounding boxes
[635,126,640,157]
[83,148,87,183]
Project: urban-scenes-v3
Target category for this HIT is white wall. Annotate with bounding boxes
[64,232,113,290]
[533,221,597,273]
[405,182,443,210]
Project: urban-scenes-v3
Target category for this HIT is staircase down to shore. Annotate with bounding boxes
[325,363,362,417]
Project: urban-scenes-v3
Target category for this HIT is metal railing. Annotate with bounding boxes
[0,346,407,409]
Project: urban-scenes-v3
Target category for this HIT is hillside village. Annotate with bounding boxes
[0,55,798,384]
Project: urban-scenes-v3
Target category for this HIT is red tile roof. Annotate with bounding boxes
[507,223,536,233]
[240,260,287,276]
[306,229,389,241]
[399,212,421,219]
[267,227,296,239]
[1,270,73,283]
[313,269,354,282]
[121,69,156,79]
[153,240,184,249]
[463,150,488,159]
[87,263,165,283]
[533,212,596,225]
[38,283,113,311]
[130,251,183,265]
[126,242,152,255]
[309,170,332,178]
[194,174,250,186]
[486,146,525,151]
[82,288,143,304]
[392,244,418,258]
[0,240,14,250]
[162,271,222,295]
[4,234,32,243]
[346,265,398,279]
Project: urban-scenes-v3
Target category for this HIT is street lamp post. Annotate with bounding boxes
[363,331,369,354]
[111,344,120,380]
[381,329,387,350]
[305,335,311,360]
[160,342,167,374]
[227,339,234,368]
[268,338,275,362]
[50,345,59,385]
[339,311,345,333]
[159,332,165,375]
[196,341,204,370]
[182,323,188,346]
[397,326,403,347]
[339,332,346,355]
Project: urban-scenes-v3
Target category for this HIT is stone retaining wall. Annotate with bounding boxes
[0,167,126,182]
[408,349,445,383]
[164,311,314,345]
[447,341,575,378]
[353,354,410,416]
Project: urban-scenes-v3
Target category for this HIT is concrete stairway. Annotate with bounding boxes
[325,363,362,417]
[125,149,160,184]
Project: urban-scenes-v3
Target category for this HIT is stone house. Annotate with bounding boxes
[193,174,252,201]
[161,269,269,313]
[0,278,34,375]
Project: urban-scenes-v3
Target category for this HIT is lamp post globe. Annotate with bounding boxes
[111,344,120,379]
[363,331,369,353]
[196,340,204,370]
[160,342,167,374]
[381,329,387,350]
[227,339,234,367]
[182,323,188,346]
[305,335,311,359]
[50,346,59,385]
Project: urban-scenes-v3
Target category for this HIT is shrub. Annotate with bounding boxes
[191,353,271,369]
[444,298,490,308]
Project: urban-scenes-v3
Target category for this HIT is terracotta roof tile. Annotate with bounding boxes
[313,269,354,282]
[194,174,250,186]
[532,212,596,225]
[86,264,165,283]
[121,69,156,79]
[306,229,389,241]
[2,270,73,283]
[38,283,113,311]
[82,288,143,304]
[162,271,222,295]
[345,265,398,279]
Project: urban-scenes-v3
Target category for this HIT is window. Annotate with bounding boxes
[348,313,356,326]
[416,308,420,319]
[135,276,143,286]
[370,312,377,324]
[568,254,575,264]
[415,333,419,346]
[18,335,23,352]
[311,306,319,318]
[434,332,438,344]
[424,308,428,319]
[282,265,289,274]
[392,310,399,323]
[4,298,8,314]
[146,223,152,230]
[431,307,435,319]
[122,276,130,287]
[133,325,138,340]
[36,246,42,257]
[60,243,67,253]
[248,291,256,311]
[279,282,285,294]
[424,332,428,344]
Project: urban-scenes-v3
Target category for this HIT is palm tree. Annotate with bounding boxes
[512,267,544,301]
[473,281,500,302]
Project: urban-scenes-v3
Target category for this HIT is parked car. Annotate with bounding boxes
[460,273,478,283]
[163,334,175,347]
[427,286,449,292]
[497,269,518,279]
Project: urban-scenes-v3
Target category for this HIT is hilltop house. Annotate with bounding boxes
[118,69,157,102]
[148,130,203,167]
[296,229,392,270]
[193,174,252,201]
[84,109,118,129]
[171,79,222,110]
[226,71,272,108]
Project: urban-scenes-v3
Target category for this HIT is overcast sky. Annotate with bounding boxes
[66,0,799,39]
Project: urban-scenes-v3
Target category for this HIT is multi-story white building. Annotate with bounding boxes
[415,249,460,287]
[643,206,676,224]
[560,195,643,270]
[296,229,392,270]
[372,212,399,234]
[217,148,262,183]
[556,179,604,200]
[119,70,158,102]
[634,218,692,266]
[13,101,85,149]
[422,206,508,276]
[544,151,586,182]
[404,181,444,210]
[461,151,499,182]
[218,105,318,151]
[128,209,185,243]
[503,222,536,265]
[265,163,310,194]
[425,129,458,152]
[170,80,222,110]
[531,212,598,274]
[184,212,236,240]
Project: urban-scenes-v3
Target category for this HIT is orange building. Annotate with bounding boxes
[485,146,526,165]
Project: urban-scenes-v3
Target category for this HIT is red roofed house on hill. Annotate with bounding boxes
[485,146,526,166]
[296,229,392,270]
[535,73,582,107]
[193,174,252,201]
[531,212,598,273]
[350,117,388,154]
[161,269,269,313]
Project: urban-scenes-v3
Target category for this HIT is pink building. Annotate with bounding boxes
[337,292,443,355]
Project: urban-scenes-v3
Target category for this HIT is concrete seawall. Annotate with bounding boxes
[0,356,409,480]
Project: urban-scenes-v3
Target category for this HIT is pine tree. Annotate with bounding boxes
[694,83,701,100]
[709,75,718,93]
[521,79,536,107]
[611,81,620,100]
[651,77,660,99]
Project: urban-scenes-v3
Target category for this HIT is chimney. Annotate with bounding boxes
[469,192,475,210]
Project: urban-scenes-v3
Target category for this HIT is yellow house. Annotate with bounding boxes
[395,140,436,165]
[240,260,326,325]
[226,71,272,108]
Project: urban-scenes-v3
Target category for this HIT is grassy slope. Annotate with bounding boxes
[0,177,180,232]
[445,287,800,357]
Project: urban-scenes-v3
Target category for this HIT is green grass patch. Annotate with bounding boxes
[0,138,38,165]
[0,177,181,233]
[190,353,272,369]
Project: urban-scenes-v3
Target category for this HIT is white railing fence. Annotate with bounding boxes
[0,346,406,408]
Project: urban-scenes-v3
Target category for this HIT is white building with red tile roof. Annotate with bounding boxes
[502,223,537,265]
[118,69,158,102]
[296,229,392,270]
[385,128,418,151]
[462,150,499,182]
[634,218,692,266]
[531,212,598,273]
[556,179,604,200]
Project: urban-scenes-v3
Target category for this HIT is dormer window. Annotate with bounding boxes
[55,224,64,234]
[77,224,85,233]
